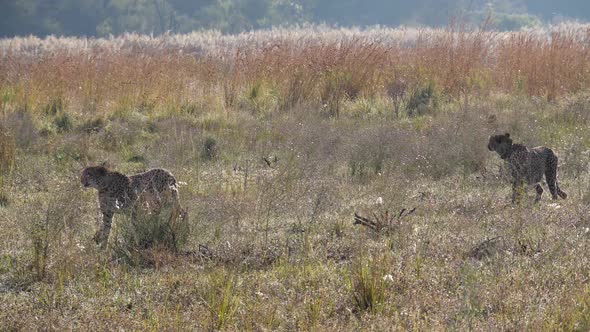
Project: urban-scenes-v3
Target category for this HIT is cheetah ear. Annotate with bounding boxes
[97,166,107,176]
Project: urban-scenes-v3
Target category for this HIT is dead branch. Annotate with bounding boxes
[353,207,416,233]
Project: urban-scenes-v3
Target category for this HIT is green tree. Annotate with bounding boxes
[525,0,590,21]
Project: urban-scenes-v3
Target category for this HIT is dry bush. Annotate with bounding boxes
[111,195,189,266]
[416,108,491,178]
[1,177,87,287]
[344,124,417,181]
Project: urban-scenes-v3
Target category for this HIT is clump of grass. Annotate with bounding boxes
[238,80,276,114]
[43,97,65,116]
[346,126,400,182]
[0,127,15,175]
[406,82,440,117]
[79,117,105,134]
[320,70,354,117]
[30,215,49,281]
[386,77,409,117]
[0,192,8,207]
[19,187,84,284]
[111,196,189,266]
[202,271,239,331]
[126,154,146,163]
[52,113,75,133]
[347,255,390,314]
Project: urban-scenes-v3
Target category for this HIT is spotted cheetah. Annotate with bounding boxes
[488,133,567,203]
[81,166,185,245]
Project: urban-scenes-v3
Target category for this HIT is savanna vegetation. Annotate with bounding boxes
[2,23,590,330]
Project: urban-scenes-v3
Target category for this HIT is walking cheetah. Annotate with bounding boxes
[81,165,185,245]
[487,133,567,203]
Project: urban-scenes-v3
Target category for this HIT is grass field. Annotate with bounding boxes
[2,24,590,330]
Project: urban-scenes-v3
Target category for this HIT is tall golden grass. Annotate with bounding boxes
[1,24,590,116]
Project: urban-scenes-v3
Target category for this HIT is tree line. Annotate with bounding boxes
[1,0,589,38]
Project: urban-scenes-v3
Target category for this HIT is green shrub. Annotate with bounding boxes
[492,12,542,31]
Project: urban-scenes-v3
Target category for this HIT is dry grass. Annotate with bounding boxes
[2,25,590,330]
[2,23,590,118]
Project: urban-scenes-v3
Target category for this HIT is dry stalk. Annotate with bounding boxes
[353,207,416,233]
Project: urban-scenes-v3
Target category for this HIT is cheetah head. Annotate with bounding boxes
[81,166,108,189]
[487,133,513,158]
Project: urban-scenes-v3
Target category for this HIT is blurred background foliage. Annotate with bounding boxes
[1,0,590,37]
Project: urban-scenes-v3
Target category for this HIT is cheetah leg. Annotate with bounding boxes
[545,155,566,200]
[169,188,186,228]
[94,210,113,246]
[534,184,543,203]
[555,177,567,200]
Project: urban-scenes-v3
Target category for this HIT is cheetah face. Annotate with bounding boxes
[81,166,108,189]
[488,133,513,157]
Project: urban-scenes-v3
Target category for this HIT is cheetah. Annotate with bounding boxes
[81,165,185,245]
[487,133,567,203]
